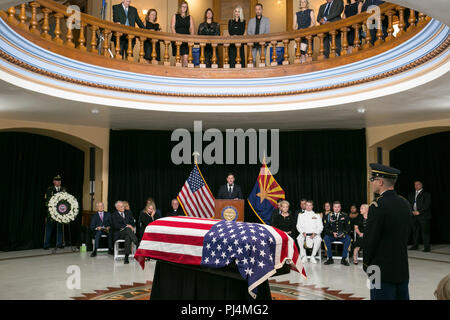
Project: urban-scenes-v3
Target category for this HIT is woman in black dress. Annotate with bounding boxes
[293,0,315,63]
[228,6,246,68]
[139,202,160,241]
[270,200,297,239]
[144,9,161,62]
[353,203,368,265]
[171,1,195,67]
[343,0,363,53]
[198,8,220,68]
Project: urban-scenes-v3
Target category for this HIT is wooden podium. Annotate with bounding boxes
[214,199,244,222]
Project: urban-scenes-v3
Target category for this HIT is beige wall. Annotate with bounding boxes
[0,119,110,210]
[365,118,450,201]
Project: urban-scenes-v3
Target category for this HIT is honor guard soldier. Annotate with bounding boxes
[364,163,412,300]
[323,201,352,265]
[43,175,67,250]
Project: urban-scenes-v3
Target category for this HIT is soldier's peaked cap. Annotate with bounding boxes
[369,163,400,179]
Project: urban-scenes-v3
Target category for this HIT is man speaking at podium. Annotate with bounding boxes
[217,173,243,199]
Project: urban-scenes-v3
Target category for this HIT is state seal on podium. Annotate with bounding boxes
[221,206,238,222]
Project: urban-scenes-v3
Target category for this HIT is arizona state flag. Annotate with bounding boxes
[248,161,285,224]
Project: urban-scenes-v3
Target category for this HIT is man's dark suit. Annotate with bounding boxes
[111,210,138,255]
[112,3,144,57]
[361,0,388,45]
[364,190,411,299]
[317,0,344,58]
[407,190,431,250]
[90,211,112,250]
[216,184,244,199]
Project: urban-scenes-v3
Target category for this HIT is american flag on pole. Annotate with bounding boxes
[135,216,306,298]
[177,163,215,219]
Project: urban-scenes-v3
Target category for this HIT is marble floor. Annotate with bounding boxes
[0,245,448,300]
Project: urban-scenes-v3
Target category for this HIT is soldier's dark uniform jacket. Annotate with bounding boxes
[323,212,351,237]
[363,190,412,284]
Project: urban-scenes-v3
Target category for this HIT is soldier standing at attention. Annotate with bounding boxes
[364,163,412,300]
[43,175,66,250]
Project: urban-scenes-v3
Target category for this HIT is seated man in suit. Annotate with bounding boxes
[317,0,344,58]
[216,172,244,199]
[112,0,145,58]
[111,200,139,264]
[167,198,181,217]
[90,202,112,257]
[323,201,351,265]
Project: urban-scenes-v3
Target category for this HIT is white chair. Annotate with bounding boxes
[304,241,322,263]
[92,234,109,253]
[114,225,137,261]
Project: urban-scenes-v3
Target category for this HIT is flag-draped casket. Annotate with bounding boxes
[135,216,306,298]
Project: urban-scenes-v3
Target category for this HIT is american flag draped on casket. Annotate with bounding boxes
[134,216,306,298]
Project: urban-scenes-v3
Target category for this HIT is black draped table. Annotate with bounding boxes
[135,216,305,300]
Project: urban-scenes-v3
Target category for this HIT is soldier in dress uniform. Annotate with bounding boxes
[364,163,412,300]
[43,175,66,250]
[323,201,352,265]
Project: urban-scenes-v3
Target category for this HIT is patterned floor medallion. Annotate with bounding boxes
[72,280,363,300]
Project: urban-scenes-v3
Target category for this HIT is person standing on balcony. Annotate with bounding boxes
[198,8,220,68]
[247,3,270,66]
[112,0,145,59]
[361,0,387,45]
[171,1,195,67]
[317,0,344,58]
[228,6,246,68]
[144,9,161,63]
[343,0,363,53]
[293,0,316,63]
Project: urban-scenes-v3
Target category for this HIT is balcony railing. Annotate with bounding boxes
[1,0,431,78]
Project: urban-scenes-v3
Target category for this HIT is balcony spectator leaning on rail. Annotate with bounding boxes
[293,0,316,63]
[247,3,270,66]
[228,6,246,68]
[361,0,387,45]
[342,0,363,53]
[317,0,344,58]
[198,8,220,68]
[112,0,145,59]
[171,1,195,67]
[144,9,161,63]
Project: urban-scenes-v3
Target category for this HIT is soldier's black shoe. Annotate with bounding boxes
[341,258,350,266]
[423,248,431,252]
[57,245,64,249]
[324,258,334,265]
[124,255,129,264]
[409,246,418,250]
[43,247,49,250]
[90,250,97,257]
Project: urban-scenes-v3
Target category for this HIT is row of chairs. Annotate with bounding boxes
[92,234,136,261]
[303,233,364,262]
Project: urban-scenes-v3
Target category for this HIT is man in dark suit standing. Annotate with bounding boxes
[364,163,411,300]
[317,0,344,58]
[43,175,66,250]
[90,202,112,257]
[408,181,431,252]
[216,173,244,199]
[112,0,145,58]
[111,200,139,264]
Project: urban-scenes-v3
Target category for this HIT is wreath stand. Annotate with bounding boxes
[52,222,78,253]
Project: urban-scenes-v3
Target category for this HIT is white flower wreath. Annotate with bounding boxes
[48,192,79,224]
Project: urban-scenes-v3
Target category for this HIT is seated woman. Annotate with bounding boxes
[270,200,296,238]
[343,0,363,53]
[293,0,315,63]
[144,9,161,62]
[139,201,161,241]
[353,204,368,264]
[171,1,195,67]
[198,8,220,68]
[228,6,246,68]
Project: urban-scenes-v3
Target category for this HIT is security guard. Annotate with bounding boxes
[323,201,351,265]
[364,163,412,300]
[43,175,67,250]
